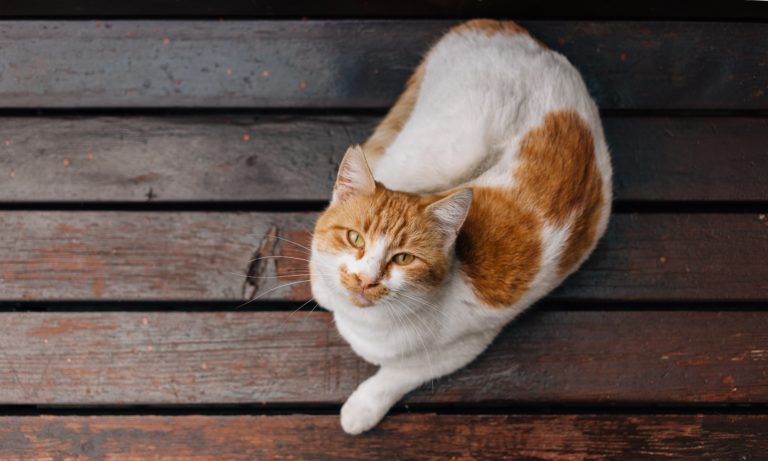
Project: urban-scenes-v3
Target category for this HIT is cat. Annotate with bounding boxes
[310,19,612,435]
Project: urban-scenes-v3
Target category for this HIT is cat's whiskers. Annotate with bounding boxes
[266,234,313,253]
[381,300,413,357]
[395,291,454,330]
[380,301,409,363]
[236,279,314,309]
[229,253,337,283]
[235,269,337,309]
[295,301,323,330]
[392,298,441,344]
[246,255,313,264]
[389,298,435,385]
[398,301,448,339]
[226,271,314,279]
[286,297,318,319]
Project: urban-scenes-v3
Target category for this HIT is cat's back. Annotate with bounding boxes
[376,20,605,194]
[419,20,593,123]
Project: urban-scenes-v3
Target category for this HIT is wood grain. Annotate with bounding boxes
[0,311,766,405]
[3,0,768,19]
[0,414,766,460]
[0,212,317,301]
[0,21,766,109]
[1,115,767,202]
[1,212,766,301]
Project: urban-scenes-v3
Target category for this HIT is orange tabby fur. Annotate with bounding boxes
[515,110,604,275]
[454,110,602,306]
[456,187,543,307]
[451,19,528,37]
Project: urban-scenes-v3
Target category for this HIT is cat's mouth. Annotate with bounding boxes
[349,291,372,307]
[339,266,391,307]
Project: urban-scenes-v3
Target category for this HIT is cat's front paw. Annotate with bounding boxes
[340,391,389,435]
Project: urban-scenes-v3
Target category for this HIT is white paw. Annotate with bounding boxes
[340,392,388,435]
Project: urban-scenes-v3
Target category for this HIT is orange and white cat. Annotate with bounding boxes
[310,20,612,434]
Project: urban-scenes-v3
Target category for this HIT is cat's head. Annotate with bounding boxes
[311,145,472,308]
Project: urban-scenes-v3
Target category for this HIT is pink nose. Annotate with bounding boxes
[358,274,375,289]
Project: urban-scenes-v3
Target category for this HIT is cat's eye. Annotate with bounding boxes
[347,230,365,249]
[392,252,415,265]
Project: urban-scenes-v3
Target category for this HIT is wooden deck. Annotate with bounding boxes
[1,3,767,459]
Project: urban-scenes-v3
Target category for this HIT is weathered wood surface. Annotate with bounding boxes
[1,212,766,301]
[0,21,767,109]
[3,0,768,19]
[2,115,767,202]
[0,212,317,301]
[0,414,766,461]
[1,311,767,404]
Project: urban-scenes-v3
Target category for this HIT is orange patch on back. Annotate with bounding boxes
[558,193,603,274]
[450,19,528,37]
[456,187,542,308]
[515,110,604,275]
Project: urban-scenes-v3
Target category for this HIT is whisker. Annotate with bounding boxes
[246,255,312,264]
[287,297,317,319]
[396,292,453,330]
[394,298,441,343]
[392,298,435,385]
[383,301,413,363]
[300,302,322,327]
[266,234,313,254]
[226,271,314,279]
[236,279,311,309]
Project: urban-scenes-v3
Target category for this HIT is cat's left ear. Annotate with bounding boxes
[427,188,473,251]
[331,145,376,205]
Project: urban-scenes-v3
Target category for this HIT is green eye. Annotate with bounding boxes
[392,253,415,265]
[347,230,365,248]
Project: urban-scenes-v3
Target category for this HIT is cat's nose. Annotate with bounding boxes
[358,274,376,289]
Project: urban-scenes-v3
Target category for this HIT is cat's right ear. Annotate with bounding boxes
[427,188,473,251]
[331,145,376,205]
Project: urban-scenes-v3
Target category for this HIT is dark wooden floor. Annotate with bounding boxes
[0,2,767,459]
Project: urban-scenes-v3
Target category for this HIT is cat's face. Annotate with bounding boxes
[311,146,472,308]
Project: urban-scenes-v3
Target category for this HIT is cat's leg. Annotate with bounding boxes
[340,330,496,434]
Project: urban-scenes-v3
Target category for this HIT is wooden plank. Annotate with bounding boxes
[555,213,768,301]
[0,414,766,460]
[3,0,768,20]
[607,117,768,202]
[1,213,766,302]
[0,212,317,301]
[2,115,767,202]
[0,311,767,404]
[0,115,366,202]
[0,21,766,109]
